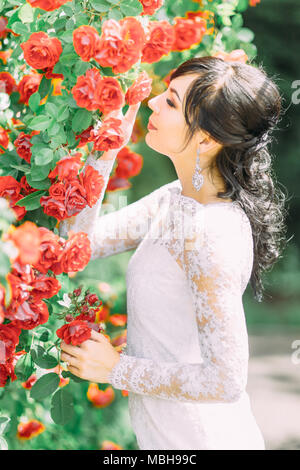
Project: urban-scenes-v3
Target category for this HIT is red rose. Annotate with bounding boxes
[71,67,103,111]
[0,323,21,362]
[75,126,94,147]
[65,179,87,217]
[0,126,9,154]
[73,25,100,62]
[8,221,42,266]
[0,175,21,200]
[140,0,164,16]
[9,194,27,221]
[20,175,37,195]
[14,132,33,163]
[115,147,143,179]
[106,175,131,192]
[0,284,5,324]
[60,231,91,272]
[0,71,17,94]
[17,419,45,439]
[0,358,17,387]
[89,117,125,152]
[33,227,64,274]
[125,71,152,106]
[56,319,92,346]
[26,0,71,11]
[7,299,49,330]
[94,76,125,115]
[20,32,62,70]
[48,154,83,182]
[76,309,96,322]
[17,73,42,106]
[40,196,67,221]
[30,275,61,301]
[78,165,104,208]
[86,293,99,305]
[94,18,146,74]
[49,181,66,201]
[171,17,206,52]
[7,272,31,310]
[141,21,175,64]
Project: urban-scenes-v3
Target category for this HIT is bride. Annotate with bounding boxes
[59,56,287,450]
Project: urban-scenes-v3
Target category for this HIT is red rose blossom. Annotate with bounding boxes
[56,319,92,346]
[20,32,62,70]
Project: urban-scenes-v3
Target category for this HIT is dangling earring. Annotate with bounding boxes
[192,147,204,191]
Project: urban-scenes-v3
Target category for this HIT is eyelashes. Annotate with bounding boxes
[166,98,175,108]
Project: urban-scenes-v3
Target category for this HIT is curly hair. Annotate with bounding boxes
[170,56,289,302]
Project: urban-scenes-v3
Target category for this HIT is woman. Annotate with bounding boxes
[59,56,288,450]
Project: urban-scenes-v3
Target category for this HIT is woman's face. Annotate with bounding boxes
[146,74,200,159]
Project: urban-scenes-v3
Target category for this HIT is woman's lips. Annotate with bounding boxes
[147,120,157,130]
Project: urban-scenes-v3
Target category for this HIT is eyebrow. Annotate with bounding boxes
[170,87,181,102]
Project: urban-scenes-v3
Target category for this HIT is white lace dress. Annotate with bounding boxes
[59,154,266,450]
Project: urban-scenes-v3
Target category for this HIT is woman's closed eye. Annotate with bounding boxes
[166,98,175,108]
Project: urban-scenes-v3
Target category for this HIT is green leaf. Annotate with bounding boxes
[38,75,53,100]
[59,30,74,44]
[119,0,143,16]
[107,8,123,21]
[0,416,10,434]
[60,53,78,66]
[47,122,61,137]
[9,163,31,174]
[236,28,255,43]
[14,352,34,382]
[45,102,59,118]
[25,173,52,190]
[56,105,69,122]
[34,148,54,166]
[28,92,41,113]
[0,252,10,277]
[18,3,34,23]
[0,437,8,451]
[30,344,59,369]
[11,22,30,35]
[50,388,74,425]
[61,370,85,383]
[30,373,60,401]
[232,14,243,30]
[236,0,249,12]
[73,60,90,77]
[72,108,92,133]
[90,0,111,12]
[34,327,51,342]
[30,162,52,181]
[14,190,46,210]
[28,115,54,132]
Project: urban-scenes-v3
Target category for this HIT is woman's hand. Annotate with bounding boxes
[60,330,121,383]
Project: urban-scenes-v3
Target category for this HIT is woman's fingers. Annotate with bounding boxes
[90,329,110,344]
[125,102,141,124]
[60,341,84,357]
[61,351,81,368]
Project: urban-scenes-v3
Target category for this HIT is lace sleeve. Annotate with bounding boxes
[107,206,251,403]
[59,153,174,260]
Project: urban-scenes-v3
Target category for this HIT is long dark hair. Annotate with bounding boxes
[170,56,289,302]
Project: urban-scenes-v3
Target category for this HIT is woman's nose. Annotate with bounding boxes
[148,96,160,113]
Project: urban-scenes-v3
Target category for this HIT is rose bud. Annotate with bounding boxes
[65,314,75,322]
[86,293,98,305]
